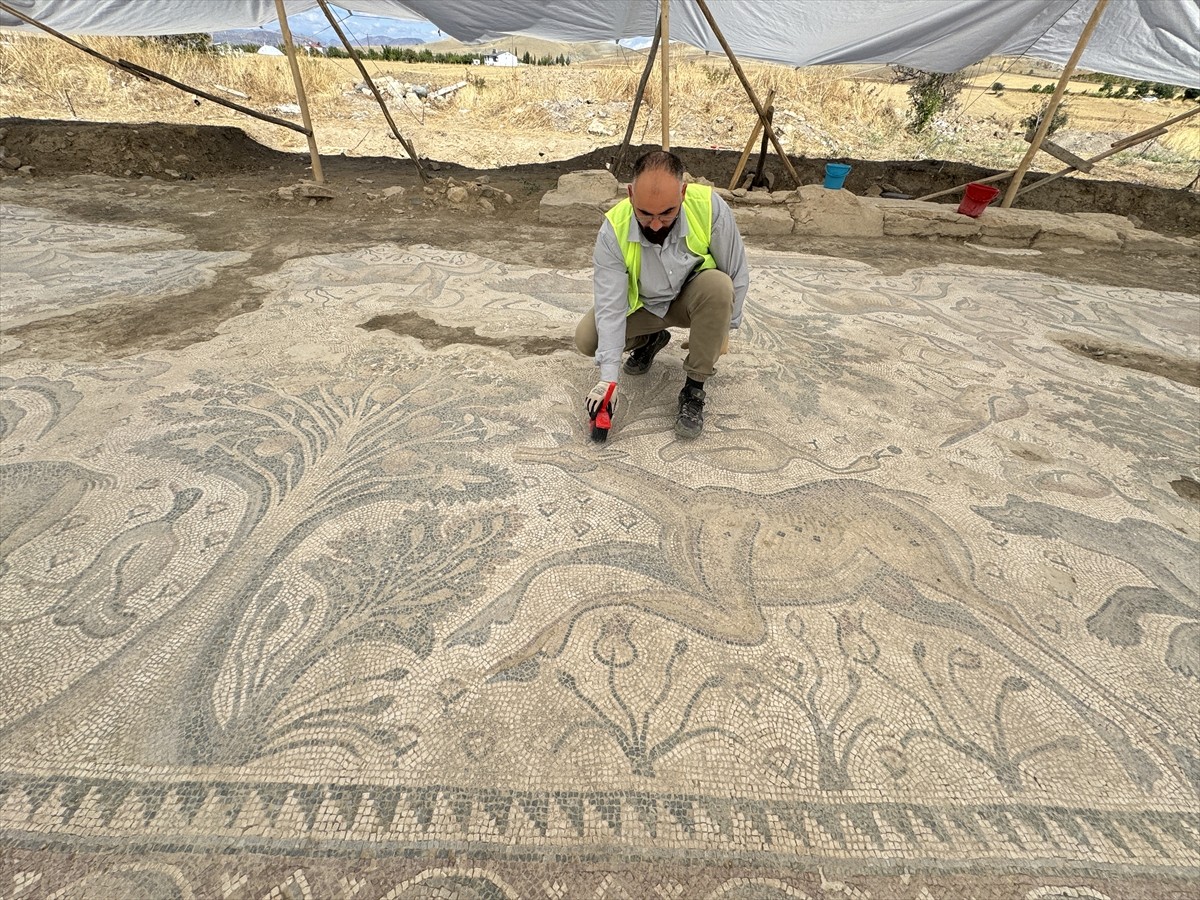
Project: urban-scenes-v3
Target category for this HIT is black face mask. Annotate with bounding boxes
[639,219,676,246]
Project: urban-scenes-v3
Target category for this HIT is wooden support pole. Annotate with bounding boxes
[728,88,774,190]
[660,0,670,150]
[275,0,324,183]
[1016,126,1185,197]
[613,18,661,178]
[916,169,1013,202]
[0,1,149,77]
[1036,139,1094,172]
[117,60,313,133]
[0,0,308,133]
[315,0,426,182]
[751,103,774,187]
[693,0,800,187]
[1108,105,1200,145]
[1000,0,1108,208]
[916,107,1197,204]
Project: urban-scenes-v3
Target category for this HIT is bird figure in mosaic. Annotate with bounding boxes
[940,382,1037,448]
[51,487,202,639]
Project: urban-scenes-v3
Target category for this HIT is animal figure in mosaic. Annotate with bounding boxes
[635,416,902,476]
[51,487,203,638]
[448,446,1161,790]
[974,495,1200,680]
[0,461,111,576]
[940,383,1037,448]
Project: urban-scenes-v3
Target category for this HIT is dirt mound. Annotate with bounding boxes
[0,118,293,179]
[2,120,1196,236]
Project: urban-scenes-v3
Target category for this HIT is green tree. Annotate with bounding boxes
[891,66,966,134]
[1022,102,1069,136]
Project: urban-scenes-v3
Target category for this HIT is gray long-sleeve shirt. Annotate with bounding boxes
[591,190,749,383]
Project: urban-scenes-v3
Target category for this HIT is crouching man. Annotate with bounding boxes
[575,149,749,438]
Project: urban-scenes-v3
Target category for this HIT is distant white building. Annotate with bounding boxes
[483,50,520,67]
[257,45,284,56]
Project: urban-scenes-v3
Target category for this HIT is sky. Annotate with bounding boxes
[260,4,443,43]
[259,4,651,48]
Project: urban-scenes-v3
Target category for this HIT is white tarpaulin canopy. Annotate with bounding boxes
[2,0,1198,88]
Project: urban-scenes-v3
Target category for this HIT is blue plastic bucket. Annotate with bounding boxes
[824,162,851,190]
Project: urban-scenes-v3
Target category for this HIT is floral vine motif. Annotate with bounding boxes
[207,508,517,765]
[892,642,1081,794]
[553,617,740,777]
[764,613,882,791]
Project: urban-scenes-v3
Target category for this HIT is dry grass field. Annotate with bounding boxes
[0,34,1196,187]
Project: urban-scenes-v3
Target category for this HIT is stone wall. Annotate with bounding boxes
[539,170,1198,256]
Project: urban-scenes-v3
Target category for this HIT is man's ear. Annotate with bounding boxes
[681,182,688,200]
[627,184,634,202]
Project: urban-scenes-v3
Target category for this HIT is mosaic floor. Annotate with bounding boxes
[1,202,1198,898]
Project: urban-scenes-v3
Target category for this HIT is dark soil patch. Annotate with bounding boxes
[361,313,571,357]
[4,262,266,361]
[1,120,1197,364]
[1053,334,1200,387]
[1171,476,1200,505]
[0,118,295,178]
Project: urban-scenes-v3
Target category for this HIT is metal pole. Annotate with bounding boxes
[1000,0,1108,208]
[693,0,800,187]
[314,0,426,181]
[660,0,670,150]
[274,0,324,183]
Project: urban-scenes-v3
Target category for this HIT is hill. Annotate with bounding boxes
[420,35,629,64]
[212,28,325,48]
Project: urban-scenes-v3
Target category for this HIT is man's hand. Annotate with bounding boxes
[585,380,618,418]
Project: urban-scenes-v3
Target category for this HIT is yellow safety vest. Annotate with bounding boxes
[605,184,718,315]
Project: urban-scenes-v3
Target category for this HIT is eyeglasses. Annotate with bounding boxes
[633,205,679,229]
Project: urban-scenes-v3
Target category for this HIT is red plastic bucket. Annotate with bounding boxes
[957,182,1000,217]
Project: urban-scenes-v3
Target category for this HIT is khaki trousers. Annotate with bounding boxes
[575,269,734,382]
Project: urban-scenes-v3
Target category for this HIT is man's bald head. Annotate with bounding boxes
[628,150,687,241]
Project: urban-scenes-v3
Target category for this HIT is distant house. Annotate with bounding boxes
[483,50,520,67]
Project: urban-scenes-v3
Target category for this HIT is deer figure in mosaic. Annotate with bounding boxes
[447,442,1164,792]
